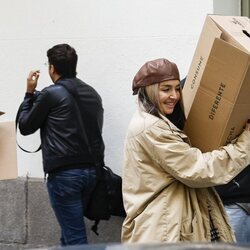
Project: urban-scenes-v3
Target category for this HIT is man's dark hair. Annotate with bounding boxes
[47,44,78,78]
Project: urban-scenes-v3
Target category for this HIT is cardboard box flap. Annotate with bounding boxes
[0,111,5,116]
[201,38,250,104]
[210,15,250,53]
[237,66,250,103]
[183,16,222,117]
[183,15,250,152]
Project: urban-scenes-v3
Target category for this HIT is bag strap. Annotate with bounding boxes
[59,81,104,172]
[59,81,104,235]
[15,101,41,153]
[59,82,94,158]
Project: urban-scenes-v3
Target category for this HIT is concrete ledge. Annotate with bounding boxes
[0,177,123,249]
[0,178,26,244]
[27,178,60,245]
[1,179,250,250]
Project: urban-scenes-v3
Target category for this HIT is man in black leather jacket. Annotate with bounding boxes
[18,44,105,246]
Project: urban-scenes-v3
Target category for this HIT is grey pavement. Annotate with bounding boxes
[1,178,250,250]
[0,178,123,249]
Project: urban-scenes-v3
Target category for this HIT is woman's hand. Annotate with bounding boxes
[26,70,40,93]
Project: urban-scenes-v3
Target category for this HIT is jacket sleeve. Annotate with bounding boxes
[141,122,250,188]
[215,165,250,201]
[18,90,51,135]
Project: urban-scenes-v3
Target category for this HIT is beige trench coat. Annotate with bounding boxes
[122,110,250,243]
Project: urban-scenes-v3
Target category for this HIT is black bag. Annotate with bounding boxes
[85,165,126,235]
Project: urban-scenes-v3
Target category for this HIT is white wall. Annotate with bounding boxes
[213,0,241,15]
[0,0,213,177]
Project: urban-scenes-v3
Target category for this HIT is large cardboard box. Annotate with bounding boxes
[183,15,250,152]
[0,112,18,180]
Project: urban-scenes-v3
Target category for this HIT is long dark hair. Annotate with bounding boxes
[138,84,186,130]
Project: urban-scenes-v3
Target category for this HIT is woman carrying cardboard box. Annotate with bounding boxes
[121,58,250,243]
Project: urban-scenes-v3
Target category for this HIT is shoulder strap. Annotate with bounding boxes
[59,82,93,155]
[59,82,104,177]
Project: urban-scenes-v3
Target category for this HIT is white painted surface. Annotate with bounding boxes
[0,0,215,177]
[213,0,241,16]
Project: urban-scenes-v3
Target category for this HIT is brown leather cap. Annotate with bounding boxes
[132,58,180,95]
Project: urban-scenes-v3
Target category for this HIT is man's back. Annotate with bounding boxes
[58,77,105,167]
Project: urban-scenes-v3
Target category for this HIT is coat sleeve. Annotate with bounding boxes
[141,122,250,188]
[18,90,51,135]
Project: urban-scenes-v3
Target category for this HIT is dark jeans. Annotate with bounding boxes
[47,167,97,246]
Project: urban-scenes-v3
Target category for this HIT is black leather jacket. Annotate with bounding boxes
[18,77,105,173]
[216,165,250,204]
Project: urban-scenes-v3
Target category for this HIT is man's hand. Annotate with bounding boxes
[27,70,40,93]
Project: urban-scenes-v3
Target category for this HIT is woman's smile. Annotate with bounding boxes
[159,80,181,115]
